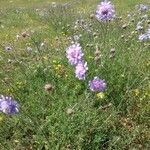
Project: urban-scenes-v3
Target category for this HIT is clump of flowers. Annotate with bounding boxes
[66,42,88,80]
[89,77,106,92]
[66,43,84,66]
[0,95,19,115]
[95,0,115,21]
[75,61,88,80]
[66,43,107,93]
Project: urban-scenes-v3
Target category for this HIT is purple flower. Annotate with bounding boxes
[66,43,84,65]
[0,95,19,115]
[139,4,148,12]
[75,61,88,80]
[138,34,149,42]
[89,77,106,92]
[95,0,115,21]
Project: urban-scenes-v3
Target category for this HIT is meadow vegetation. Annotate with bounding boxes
[0,0,150,149]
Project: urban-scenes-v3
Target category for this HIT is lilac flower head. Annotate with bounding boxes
[75,61,88,80]
[66,43,84,65]
[138,34,149,42]
[0,95,19,115]
[138,4,148,12]
[89,77,106,92]
[96,0,115,21]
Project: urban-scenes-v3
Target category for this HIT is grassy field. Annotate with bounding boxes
[0,0,150,149]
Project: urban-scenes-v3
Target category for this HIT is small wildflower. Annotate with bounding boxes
[52,60,57,63]
[26,46,32,52]
[16,34,20,40]
[134,89,140,96]
[0,95,19,115]
[121,35,124,38]
[96,0,115,21]
[73,35,80,42]
[96,92,105,99]
[138,4,148,12]
[0,116,3,121]
[89,77,106,92]
[40,42,45,47]
[75,61,88,80]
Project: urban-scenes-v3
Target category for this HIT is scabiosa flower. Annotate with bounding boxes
[95,0,115,21]
[89,77,106,92]
[138,34,149,42]
[138,4,148,12]
[0,95,19,115]
[75,61,88,80]
[66,43,84,65]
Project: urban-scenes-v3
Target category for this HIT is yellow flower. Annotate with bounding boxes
[57,64,62,68]
[43,56,48,60]
[134,89,140,96]
[96,92,105,99]
[88,56,94,59]
[52,60,57,63]
[65,74,68,78]
[0,116,3,122]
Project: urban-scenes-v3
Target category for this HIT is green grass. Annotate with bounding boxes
[0,0,150,149]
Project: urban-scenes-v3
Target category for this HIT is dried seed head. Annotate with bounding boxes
[109,53,115,58]
[110,48,115,53]
[147,20,150,24]
[22,32,29,38]
[90,14,94,19]
[66,108,74,115]
[121,35,124,38]
[122,24,127,29]
[95,45,101,56]
[44,84,53,92]
[95,56,101,61]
